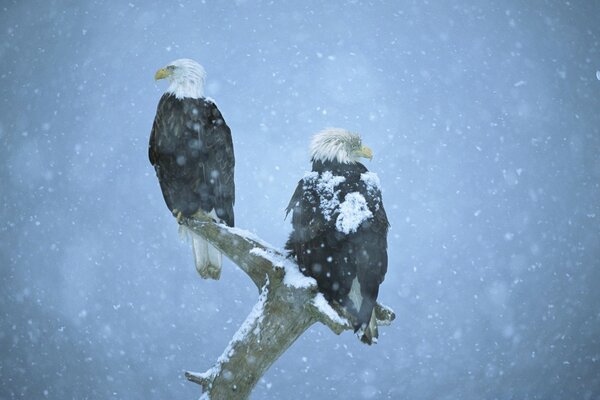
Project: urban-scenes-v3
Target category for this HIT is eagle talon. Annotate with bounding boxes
[173,209,184,224]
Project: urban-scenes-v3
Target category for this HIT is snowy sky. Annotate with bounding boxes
[1,1,599,399]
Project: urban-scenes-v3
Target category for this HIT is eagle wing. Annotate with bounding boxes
[149,100,161,166]
[205,101,235,226]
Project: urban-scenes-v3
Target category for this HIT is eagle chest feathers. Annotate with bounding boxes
[150,94,234,225]
[157,97,219,158]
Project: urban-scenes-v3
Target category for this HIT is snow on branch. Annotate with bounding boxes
[185,278,270,393]
[178,214,395,399]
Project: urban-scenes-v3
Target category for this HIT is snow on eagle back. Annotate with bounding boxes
[361,171,382,211]
[361,171,381,193]
[336,192,373,234]
[302,170,346,221]
[303,170,382,234]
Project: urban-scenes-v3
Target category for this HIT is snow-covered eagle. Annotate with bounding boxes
[285,128,389,344]
[149,58,234,279]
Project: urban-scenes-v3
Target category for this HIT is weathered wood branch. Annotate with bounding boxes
[179,214,395,399]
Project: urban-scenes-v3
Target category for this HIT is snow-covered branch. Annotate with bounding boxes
[179,214,395,399]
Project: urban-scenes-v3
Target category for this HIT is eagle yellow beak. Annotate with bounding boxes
[154,68,171,80]
[355,145,373,160]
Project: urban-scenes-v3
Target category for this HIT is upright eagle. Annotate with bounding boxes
[286,128,389,344]
[149,58,234,279]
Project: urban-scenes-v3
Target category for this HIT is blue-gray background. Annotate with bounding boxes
[1,1,599,399]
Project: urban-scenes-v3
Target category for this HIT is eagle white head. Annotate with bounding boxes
[154,58,206,99]
[310,128,373,164]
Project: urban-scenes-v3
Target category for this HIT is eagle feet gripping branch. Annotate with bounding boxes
[173,209,184,223]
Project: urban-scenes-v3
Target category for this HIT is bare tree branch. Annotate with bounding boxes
[179,215,395,399]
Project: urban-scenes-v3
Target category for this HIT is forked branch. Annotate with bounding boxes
[179,214,395,399]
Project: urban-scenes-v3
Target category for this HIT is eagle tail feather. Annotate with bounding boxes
[179,225,222,280]
[206,241,222,276]
[191,235,222,280]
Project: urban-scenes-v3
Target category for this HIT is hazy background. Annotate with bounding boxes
[1,1,599,399]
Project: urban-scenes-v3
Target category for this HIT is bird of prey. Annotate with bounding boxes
[149,58,234,279]
[286,128,389,344]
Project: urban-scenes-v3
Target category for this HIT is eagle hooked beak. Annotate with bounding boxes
[354,145,373,161]
[154,67,172,80]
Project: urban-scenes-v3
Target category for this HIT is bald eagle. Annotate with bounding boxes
[149,59,234,279]
[285,128,389,344]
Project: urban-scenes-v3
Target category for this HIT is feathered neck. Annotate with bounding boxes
[310,128,361,164]
[312,159,367,174]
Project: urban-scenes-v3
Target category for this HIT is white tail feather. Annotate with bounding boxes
[206,242,222,273]
[179,225,222,280]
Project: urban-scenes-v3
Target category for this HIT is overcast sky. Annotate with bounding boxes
[1,1,599,399]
